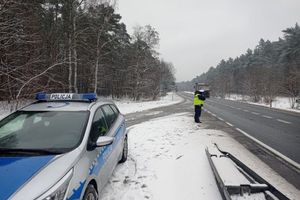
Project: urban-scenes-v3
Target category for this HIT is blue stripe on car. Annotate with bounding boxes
[67,180,86,200]
[0,156,55,200]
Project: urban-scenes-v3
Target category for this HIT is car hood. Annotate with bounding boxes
[2,148,83,200]
[0,156,55,200]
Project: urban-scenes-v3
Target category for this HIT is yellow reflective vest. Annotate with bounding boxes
[194,94,204,106]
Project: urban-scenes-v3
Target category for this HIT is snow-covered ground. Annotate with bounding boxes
[0,101,14,120]
[0,93,182,120]
[101,113,299,200]
[115,92,183,114]
[0,100,35,120]
[0,111,9,120]
[225,94,300,113]
[184,91,194,94]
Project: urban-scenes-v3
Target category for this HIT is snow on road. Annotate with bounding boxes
[101,113,299,200]
[115,92,183,114]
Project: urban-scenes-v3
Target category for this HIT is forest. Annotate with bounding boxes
[177,24,300,108]
[0,0,176,103]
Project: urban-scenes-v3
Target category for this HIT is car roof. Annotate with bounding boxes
[21,100,114,112]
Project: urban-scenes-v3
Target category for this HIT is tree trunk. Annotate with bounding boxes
[68,35,72,92]
[94,31,101,94]
[73,15,78,93]
[94,48,100,94]
[68,1,73,93]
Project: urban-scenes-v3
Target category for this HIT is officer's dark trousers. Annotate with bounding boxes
[194,105,202,123]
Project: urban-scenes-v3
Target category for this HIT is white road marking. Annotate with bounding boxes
[251,112,260,115]
[211,113,216,117]
[262,115,272,119]
[235,128,300,170]
[218,117,224,121]
[277,119,292,124]
[225,122,233,127]
[235,128,248,135]
[243,109,249,112]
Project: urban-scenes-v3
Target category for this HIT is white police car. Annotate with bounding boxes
[0,93,127,200]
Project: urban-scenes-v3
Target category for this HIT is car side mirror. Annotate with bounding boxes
[96,136,114,147]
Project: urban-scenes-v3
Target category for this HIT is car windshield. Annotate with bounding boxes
[0,111,89,154]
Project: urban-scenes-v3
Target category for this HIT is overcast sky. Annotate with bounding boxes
[117,0,300,82]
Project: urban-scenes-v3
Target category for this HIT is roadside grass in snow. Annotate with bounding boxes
[101,113,299,200]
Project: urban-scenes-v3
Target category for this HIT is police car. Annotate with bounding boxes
[0,93,127,200]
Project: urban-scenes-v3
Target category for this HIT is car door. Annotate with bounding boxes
[101,105,121,173]
[87,107,112,191]
[108,104,125,159]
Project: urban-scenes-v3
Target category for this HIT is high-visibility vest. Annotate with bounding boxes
[194,94,204,106]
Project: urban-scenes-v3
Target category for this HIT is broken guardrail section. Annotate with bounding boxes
[206,143,289,200]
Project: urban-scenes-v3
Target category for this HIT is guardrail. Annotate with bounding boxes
[206,143,289,200]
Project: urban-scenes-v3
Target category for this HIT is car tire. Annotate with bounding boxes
[83,184,98,200]
[119,136,128,163]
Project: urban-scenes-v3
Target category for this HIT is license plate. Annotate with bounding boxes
[50,93,73,100]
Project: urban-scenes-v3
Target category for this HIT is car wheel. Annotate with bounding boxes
[83,184,98,200]
[119,136,128,163]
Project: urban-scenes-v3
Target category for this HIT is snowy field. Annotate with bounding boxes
[225,94,300,113]
[115,92,183,114]
[101,113,299,200]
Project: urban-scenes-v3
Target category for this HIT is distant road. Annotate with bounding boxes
[184,93,300,164]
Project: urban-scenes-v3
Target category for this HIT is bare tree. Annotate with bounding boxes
[283,65,300,108]
[15,62,72,109]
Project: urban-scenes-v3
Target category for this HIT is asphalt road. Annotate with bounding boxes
[207,98,300,164]
[183,93,300,164]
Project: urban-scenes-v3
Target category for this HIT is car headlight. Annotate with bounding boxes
[37,169,73,200]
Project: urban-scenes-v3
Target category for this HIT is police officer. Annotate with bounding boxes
[194,90,205,123]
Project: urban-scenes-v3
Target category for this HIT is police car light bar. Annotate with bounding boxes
[36,92,47,100]
[35,92,97,102]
